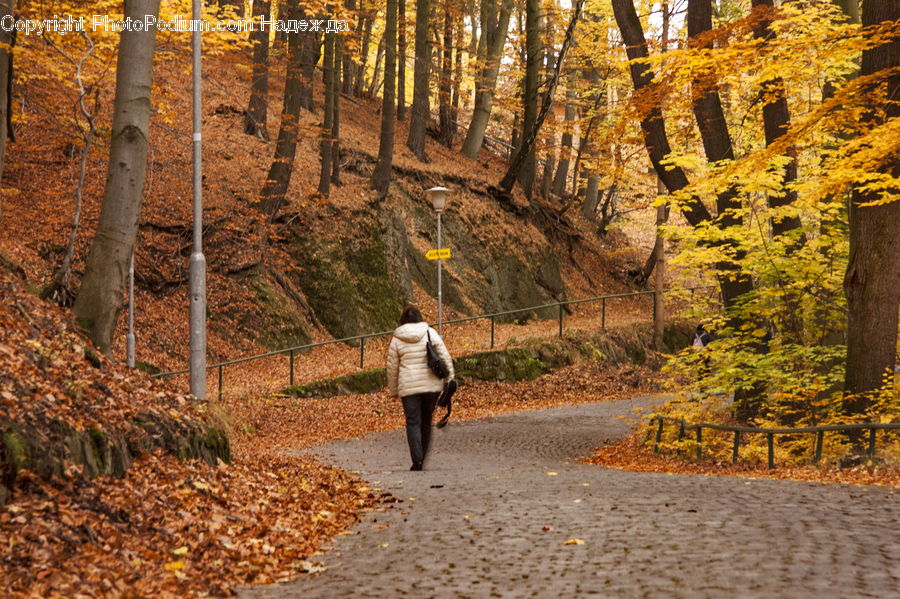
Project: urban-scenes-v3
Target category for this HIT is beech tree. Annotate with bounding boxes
[298,25,322,113]
[498,0,583,199]
[460,0,513,159]
[319,30,336,197]
[686,0,754,310]
[332,34,342,186]
[750,0,802,241]
[551,88,576,196]
[73,0,162,354]
[342,0,356,94]
[842,0,900,407]
[397,0,407,118]
[371,0,398,194]
[0,0,13,185]
[244,0,271,140]
[354,4,374,96]
[406,0,431,160]
[259,0,303,217]
[437,0,455,147]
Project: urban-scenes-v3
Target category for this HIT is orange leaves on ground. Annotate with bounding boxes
[586,434,900,489]
[1,450,376,597]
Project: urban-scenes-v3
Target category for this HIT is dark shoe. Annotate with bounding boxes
[410,462,423,471]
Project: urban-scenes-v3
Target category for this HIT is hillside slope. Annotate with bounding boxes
[0,46,643,373]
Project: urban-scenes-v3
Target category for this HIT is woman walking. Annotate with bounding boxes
[386,306,454,471]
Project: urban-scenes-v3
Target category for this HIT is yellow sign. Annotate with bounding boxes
[425,248,452,260]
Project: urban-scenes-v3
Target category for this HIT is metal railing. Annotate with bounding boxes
[651,415,900,469]
[153,285,716,400]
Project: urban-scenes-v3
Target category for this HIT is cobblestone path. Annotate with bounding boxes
[242,398,899,598]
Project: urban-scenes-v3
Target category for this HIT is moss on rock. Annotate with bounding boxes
[252,278,312,350]
[291,220,402,341]
[282,368,388,398]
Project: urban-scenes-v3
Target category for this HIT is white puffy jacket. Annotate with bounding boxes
[386,322,455,397]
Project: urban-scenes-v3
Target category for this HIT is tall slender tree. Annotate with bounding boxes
[259,0,303,217]
[398,0,408,118]
[406,0,431,160]
[610,0,755,308]
[461,0,514,158]
[842,0,900,407]
[354,3,374,96]
[244,0,271,140]
[750,0,802,240]
[372,0,398,194]
[498,0,583,198]
[332,34,343,185]
[342,0,356,94]
[686,0,753,311]
[0,0,14,185]
[319,30,336,197]
[552,88,577,196]
[516,0,542,197]
[367,34,386,98]
[73,0,162,354]
[299,25,322,113]
[438,0,455,146]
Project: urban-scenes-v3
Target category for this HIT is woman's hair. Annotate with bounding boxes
[399,305,424,324]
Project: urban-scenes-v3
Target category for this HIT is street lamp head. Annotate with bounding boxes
[426,186,450,213]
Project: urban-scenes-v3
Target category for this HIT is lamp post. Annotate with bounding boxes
[426,186,449,335]
[189,0,207,399]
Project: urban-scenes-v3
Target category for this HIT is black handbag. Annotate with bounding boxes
[426,330,450,379]
[436,378,457,429]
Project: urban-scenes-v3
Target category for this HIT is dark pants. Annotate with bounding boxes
[401,392,440,466]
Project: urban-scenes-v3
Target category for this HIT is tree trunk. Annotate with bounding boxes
[367,34,385,98]
[274,2,288,48]
[406,0,431,160]
[498,0,583,197]
[355,7,373,96]
[582,175,600,219]
[318,31,335,197]
[0,0,14,186]
[460,0,514,159]
[332,35,342,186]
[540,153,555,199]
[750,0,802,241]
[451,11,462,130]
[689,0,759,421]
[41,40,100,306]
[299,25,322,113]
[438,2,454,147]
[639,1,669,285]
[687,0,754,302]
[653,178,666,350]
[552,88,576,196]
[612,0,756,316]
[515,0,541,198]
[371,0,398,195]
[259,1,303,217]
[342,0,356,94]
[73,0,162,354]
[244,0,271,140]
[843,0,900,408]
[398,0,407,118]
[610,0,705,222]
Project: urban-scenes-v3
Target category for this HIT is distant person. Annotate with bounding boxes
[692,324,711,349]
[692,323,712,379]
[386,306,455,471]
